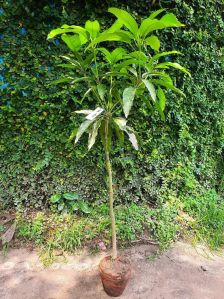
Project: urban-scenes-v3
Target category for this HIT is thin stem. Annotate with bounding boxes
[104,115,117,260]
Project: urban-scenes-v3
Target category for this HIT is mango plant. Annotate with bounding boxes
[48,8,190,259]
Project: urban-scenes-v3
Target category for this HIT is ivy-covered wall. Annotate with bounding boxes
[0,0,224,209]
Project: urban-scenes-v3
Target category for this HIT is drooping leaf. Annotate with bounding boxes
[75,119,94,144]
[142,79,156,102]
[151,79,185,97]
[88,119,102,150]
[61,34,81,52]
[97,84,106,101]
[113,118,138,150]
[145,35,160,51]
[123,87,136,118]
[50,194,62,203]
[63,192,79,200]
[157,87,166,111]
[85,20,100,39]
[68,127,78,142]
[85,107,104,120]
[149,51,182,65]
[108,7,138,35]
[155,62,191,76]
[48,25,88,42]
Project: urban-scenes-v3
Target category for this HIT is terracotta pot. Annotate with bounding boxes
[99,255,131,297]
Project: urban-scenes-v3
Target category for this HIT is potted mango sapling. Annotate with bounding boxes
[48,8,190,297]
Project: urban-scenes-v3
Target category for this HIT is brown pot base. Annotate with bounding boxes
[99,256,131,297]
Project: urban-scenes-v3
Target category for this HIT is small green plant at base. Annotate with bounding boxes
[17,212,44,245]
[50,192,92,214]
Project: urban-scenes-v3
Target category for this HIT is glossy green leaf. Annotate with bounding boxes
[78,201,92,214]
[155,62,191,76]
[88,31,131,48]
[149,9,166,20]
[157,87,166,111]
[75,119,94,144]
[160,13,184,27]
[108,7,138,34]
[145,35,160,51]
[142,79,156,102]
[88,119,102,150]
[50,194,61,203]
[85,20,100,39]
[63,192,79,200]
[151,79,185,97]
[61,34,81,52]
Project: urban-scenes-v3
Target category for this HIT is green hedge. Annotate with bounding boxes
[0,0,224,209]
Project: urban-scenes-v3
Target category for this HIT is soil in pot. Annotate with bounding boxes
[99,256,131,297]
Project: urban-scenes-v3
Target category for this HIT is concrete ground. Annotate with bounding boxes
[0,242,224,299]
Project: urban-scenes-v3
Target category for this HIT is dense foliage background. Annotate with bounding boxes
[0,0,224,209]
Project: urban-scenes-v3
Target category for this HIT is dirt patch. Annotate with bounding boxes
[0,242,224,299]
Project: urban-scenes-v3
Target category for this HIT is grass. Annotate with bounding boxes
[11,188,224,265]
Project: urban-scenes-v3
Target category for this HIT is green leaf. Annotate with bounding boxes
[145,35,160,51]
[151,79,185,97]
[160,13,184,27]
[75,119,94,144]
[85,20,100,39]
[155,62,191,76]
[50,194,61,203]
[98,48,112,63]
[123,87,136,118]
[70,202,79,211]
[108,7,138,35]
[68,127,78,142]
[129,51,147,63]
[142,79,156,102]
[106,19,123,33]
[157,87,166,111]
[113,118,138,150]
[88,119,102,150]
[78,201,92,214]
[88,31,131,48]
[48,25,87,40]
[97,84,106,101]
[149,51,182,65]
[61,34,81,52]
[110,48,127,63]
[63,192,79,200]
[149,9,166,20]
[138,19,164,37]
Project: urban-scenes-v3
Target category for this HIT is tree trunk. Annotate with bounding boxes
[104,116,117,260]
